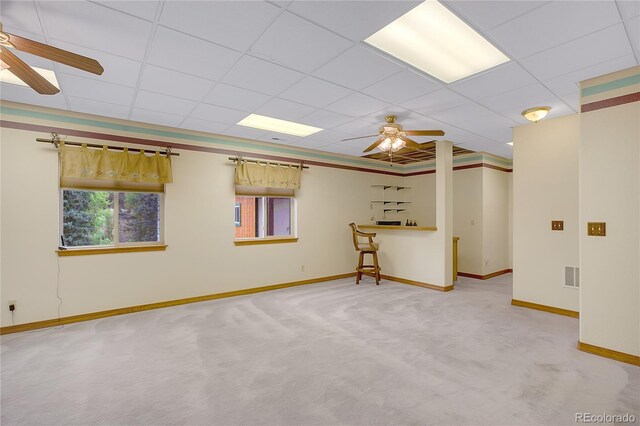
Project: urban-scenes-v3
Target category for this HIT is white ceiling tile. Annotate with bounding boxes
[50,40,142,87]
[449,62,536,101]
[313,45,404,91]
[289,138,332,151]
[92,1,159,21]
[130,108,185,128]
[134,91,197,116]
[203,84,271,111]
[67,96,131,120]
[57,73,135,106]
[279,76,353,108]
[0,1,44,35]
[38,1,153,60]
[442,1,547,31]
[180,117,230,135]
[617,0,640,19]
[543,54,637,97]
[490,1,621,59]
[257,133,304,145]
[361,69,442,104]
[519,24,633,81]
[558,91,580,111]
[221,56,304,96]
[403,88,468,115]
[324,92,391,117]
[478,82,564,122]
[139,65,216,100]
[254,98,316,121]
[322,142,368,157]
[159,1,281,51]
[301,129,351,144]
[430,103,516,142]
[297,109,354,128]
[190,103,249,125]
[331,116,382,137]
[9,49,55,70]
[626,16,640,58]
[222,125,269,141]
[287,1,421,42]
[147,27,241,81]
[0,83,68,109]
[250,12,352,73]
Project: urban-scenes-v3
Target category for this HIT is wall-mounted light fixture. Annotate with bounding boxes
[521,106,551,122]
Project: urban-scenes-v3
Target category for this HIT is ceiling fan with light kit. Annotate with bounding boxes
[0,23,104,95]
[342,115,445,162]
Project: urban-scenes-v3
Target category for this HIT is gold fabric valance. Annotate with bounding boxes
[60,142,172,192]
[234,160,301,189]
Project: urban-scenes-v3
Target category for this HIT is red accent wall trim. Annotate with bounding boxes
[2,120,512,176]
[581,92,640,113]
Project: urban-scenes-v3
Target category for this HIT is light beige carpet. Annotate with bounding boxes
[1,274,638,425]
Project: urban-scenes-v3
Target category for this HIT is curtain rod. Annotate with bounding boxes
[229,156,308,169]
[36,133,179,156]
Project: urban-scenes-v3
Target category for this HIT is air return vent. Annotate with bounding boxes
[565,267,580,288]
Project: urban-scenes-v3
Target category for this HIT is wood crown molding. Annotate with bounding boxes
[0,272,356,335]
[511,299,579,318]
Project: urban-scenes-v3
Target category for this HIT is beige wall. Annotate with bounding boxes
[579,100,639,356]
[0,126,386,327]
[453,168,483,274]
[513,114,580,311]
[482,168,510,275]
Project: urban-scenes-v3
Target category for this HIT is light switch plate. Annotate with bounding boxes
[587,222,606,236]
[551,220,564,231]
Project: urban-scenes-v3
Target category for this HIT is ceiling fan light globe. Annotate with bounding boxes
[391,138,405,151]
[378,137,393,152]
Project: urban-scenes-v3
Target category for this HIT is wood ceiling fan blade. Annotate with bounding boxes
[0,47,59,94]
[404,130,445,136]
[363,136,384,153]
[7,33,104,75]
[341,134,379,142]
[400,136,422,150]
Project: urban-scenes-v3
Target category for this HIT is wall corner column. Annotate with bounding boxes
[436,140,453,288]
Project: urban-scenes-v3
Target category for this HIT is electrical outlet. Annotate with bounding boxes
[8,300,16,311]
[587,222,606,236]
[551,220,564,231]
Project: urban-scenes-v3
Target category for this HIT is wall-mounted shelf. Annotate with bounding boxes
[371,201,413,205]
[371,185,412,191]
[384,209,406,213]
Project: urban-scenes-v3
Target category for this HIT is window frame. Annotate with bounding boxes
[59,188,165,249]
[233,194,297,243]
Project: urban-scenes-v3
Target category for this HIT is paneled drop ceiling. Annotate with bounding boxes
[1,0,638,160]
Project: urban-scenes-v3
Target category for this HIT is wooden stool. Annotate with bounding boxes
[348,223,381,285]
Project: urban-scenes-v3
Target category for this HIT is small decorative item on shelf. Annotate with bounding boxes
[405,219,409,226]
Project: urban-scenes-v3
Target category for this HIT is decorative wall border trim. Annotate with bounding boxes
[458,269,513,280]
[0,272,356,335]
[577,341,640,366]
[581,92,640,113]
[511,299,579,318]
[381,274,454,292]
[404,163,512,176]
[1,119,406,177]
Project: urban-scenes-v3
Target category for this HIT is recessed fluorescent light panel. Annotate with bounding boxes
[0,67,59,88]
[237,114,323,137]
[507,142,513,146]
[365,0,509,83]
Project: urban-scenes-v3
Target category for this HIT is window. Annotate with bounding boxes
[234,196,294,240]
[61,189,162,247]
